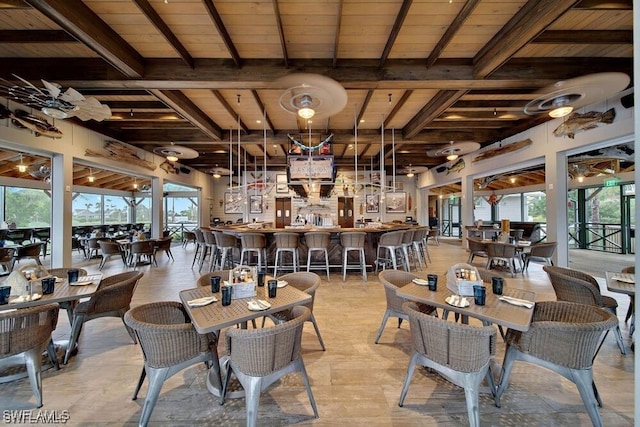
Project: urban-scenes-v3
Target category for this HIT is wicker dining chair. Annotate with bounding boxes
[621,266,634,326]
[399,301,496,427]
[0,246,14,273]
[485,242,522,277]
[124,301,219,427]
[154,236,174,261]
[543,265,626,355]
[64,271,144,364]
[522,241,556,271]
[262,272,325,350]
[0,303,59,408]
[98,240,126,270]
[10,242,44,270]
[467,238,488,265]
[129,240,157,268]
[182,230,197,248]
[375,270,437,344]
[221,306,318,427]
[495,301,617,427]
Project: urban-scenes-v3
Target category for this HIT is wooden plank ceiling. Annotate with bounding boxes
[0,0,633,190]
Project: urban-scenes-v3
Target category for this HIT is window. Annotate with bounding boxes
[5,187,51,228]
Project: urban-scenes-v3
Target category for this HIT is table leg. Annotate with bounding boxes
[206,355,245,400]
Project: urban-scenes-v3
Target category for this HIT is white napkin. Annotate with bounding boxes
[498,296,534,309]
[247,299,272,311]
[11,293,42,303]
[445,295,469,308]
[187,296,217,307]
[277,280,288,288]
[69,280,94,286]
[412,278,429,286]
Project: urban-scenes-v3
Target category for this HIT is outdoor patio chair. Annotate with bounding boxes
[522,241,556,271]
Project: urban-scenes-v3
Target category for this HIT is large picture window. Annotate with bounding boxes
[4,187,51,228]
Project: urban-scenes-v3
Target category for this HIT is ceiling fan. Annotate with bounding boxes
[277,73,348,120]
[207,165,232,179]
[427,141,480,161]
[401,165,428,177]
[28,163,51,182]
[0,75,112,121]
[153,145,199,162]
[524,72,630,118]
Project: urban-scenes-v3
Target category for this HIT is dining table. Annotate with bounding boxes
[179,280,312,398]
[605,270,635,336]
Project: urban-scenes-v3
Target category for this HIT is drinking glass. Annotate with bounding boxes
[267,279,278,298]
[491,277,504,295]
[473,285,486,306]
[41,277,56,295]
[221,285,232,306]
[427,274,438,291]
[210,275,222,293]
[67,269,79,283]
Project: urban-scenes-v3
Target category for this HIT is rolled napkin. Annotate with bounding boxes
[498,295,534,309]
[187,296,217,307]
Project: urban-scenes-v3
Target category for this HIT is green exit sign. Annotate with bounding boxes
[603,178,620,187]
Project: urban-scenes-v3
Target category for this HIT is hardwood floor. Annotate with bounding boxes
[0,239,634,426]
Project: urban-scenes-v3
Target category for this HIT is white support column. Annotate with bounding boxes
[50,153,72,268]
[151,176,163,239]
[545,149,568,266]
[461,173,475,248]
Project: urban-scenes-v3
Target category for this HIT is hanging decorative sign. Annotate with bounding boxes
[287,133,333,153]
[288,156,335,181]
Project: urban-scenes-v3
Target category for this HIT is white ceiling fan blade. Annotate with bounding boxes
[59,87,85,103]
[72,97,111,121]
[40,79,61,98]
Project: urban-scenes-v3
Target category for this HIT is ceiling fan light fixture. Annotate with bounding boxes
[213,172,221,179]
[298,107,315,119]
[549,106,573,118]
[446,154,458,161]
[166,154,179,162]
[41,107,68,119]
[406,172,414,178]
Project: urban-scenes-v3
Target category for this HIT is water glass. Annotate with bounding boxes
[257,268,266,287]
[221,285,232,306]
[473,285,486,306]
[427,274,438,291]
[267,279,278,298]
[67,269,79,283]
[491,277,504,295]
[41,277,56,295]
[210,275,221,293]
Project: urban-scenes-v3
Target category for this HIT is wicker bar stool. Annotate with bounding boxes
[400,229,416,271]
[191,228,206,269]
[202,230,218,272]
[273,232,299,277]
[304,232,330,281]
[411,227,427,269]
[374,230,405,272]
[239,232,267,270]
[214,231,238,270]
[340,231,367,281]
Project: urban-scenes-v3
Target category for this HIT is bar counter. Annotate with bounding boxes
[217,223,413,267]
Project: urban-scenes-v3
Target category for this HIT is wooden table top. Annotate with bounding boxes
[605,271,635,296]
[179,283,311,335]
[1,275,101,311]
[397,282,536,332]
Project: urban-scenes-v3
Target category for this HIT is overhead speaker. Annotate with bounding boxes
[621,93,634,109]
[435,166,447,173]
[180,167,191,174]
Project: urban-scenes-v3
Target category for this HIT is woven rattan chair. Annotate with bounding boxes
[0,303,59,408]
[124,301,219,427]
[543,265,626,355]
[495,301,617,427]
[399,301,496,427]
[221,306,318,427]
[375,270,436,344]
[467,238,488,265]
[262,272,325,350]
[98,240,126,270]
[485,242,521,277]
[522,242,556,271]
[182,230,196,248]
[0,246,14,273]
[64,271,144,364]
[10,242,44,270]
[129,240,157,268]
[154,236,174,261]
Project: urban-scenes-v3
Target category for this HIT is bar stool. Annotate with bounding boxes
[340,232,367,282]
[400,229,415,271]
[191,228,205,269]
[214,231,238,270]
[304,232,330,281]
[202,230,219,272]
[239,232,267,270]
[374,230,405,272]
[273,232,299,277]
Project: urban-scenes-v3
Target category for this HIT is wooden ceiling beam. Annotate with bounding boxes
[149,89,223,140]
[473,0,580,78]
[271,0,288,68]
[132,0,194,69]
[426,0,481,69]
[109,112,184,121]
[383,89,413,130]
[212,90,249,134]
[0,29,75,42]
[332,0,344,68]
[202,0,242,68]
[23,0,144,78]
[534,30,632,44]
[379,0,413,68]
[354,89,374,132]
[106,101,169,110]
[251,90,275,134]
[403,90,467,139]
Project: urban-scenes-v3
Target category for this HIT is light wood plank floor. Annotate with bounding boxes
[0,239,634,426]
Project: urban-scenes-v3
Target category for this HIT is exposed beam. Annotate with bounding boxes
[403,90,467,139]
[574,0,632,9]
[379,0,412,67]
[106,101,169,110]
[332,0,345,68]
[355,90,374,130]
[149,89,223,141]
[23,0,144,78]
[132,0,194,68]
[0,0,29,8]
[0,29,76,42]
[533,30,632,44]
[250,90,275,133]
[202,0,242,68]
[212,90,249,134]
[425,0,481,68]
[271,0,289,68]
[473,0,580,78]
[108,112,185,121]
[383,89,413,129]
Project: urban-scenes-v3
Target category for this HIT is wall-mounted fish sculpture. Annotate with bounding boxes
[446,158,465,175]
[0,105,63,139]
[553,108,615,139]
